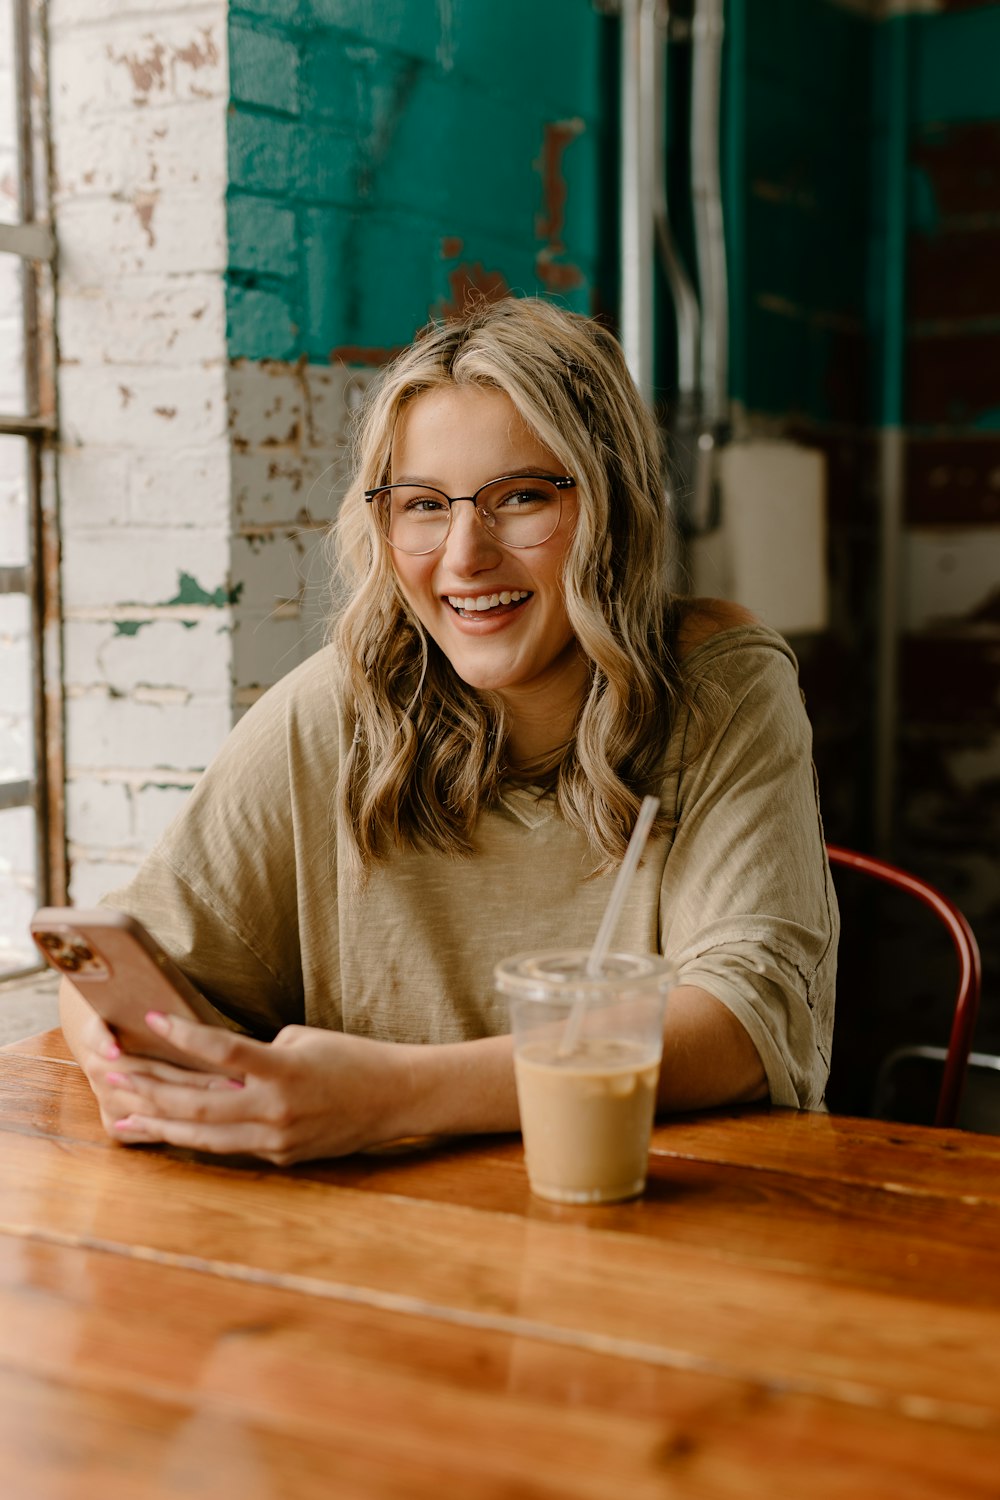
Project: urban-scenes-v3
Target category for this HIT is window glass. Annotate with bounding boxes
[0,433,28,569]
[0,806,37,972]
[0,0,18,228]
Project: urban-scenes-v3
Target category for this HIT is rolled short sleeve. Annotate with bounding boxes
[660,632,838,1108]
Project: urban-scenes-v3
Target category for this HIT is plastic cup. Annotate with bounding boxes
[496,949,674,1204]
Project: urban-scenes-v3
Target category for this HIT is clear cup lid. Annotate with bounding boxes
[494,948,674,1001]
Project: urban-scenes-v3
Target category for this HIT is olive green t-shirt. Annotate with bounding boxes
[102,623,838,1109]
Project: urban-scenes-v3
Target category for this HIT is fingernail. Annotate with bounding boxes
[103,1040,121,1060]
[113,1116,136,1131]
[228,1078,245,1090]
[106,1071,127,1086]
[145,1010,169,1034]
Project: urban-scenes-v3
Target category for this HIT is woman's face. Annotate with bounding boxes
[387,384,584,709]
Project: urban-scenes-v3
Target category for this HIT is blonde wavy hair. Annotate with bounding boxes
[330,296,685,878]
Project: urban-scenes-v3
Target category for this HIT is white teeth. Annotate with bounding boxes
[446,589,530,612]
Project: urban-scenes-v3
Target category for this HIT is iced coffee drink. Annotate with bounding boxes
[496,950,673,1204]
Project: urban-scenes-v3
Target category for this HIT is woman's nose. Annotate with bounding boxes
[442,501,502,572]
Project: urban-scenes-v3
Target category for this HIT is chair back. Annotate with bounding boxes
[825,844,982,1128]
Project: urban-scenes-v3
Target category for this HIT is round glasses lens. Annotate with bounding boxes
[477,477,562,548]
[375,487,451,554]
[372,477,564,553]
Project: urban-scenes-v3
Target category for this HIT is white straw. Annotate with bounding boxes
[558,794,660,1056]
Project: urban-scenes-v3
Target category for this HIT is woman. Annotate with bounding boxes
[60,296,837,1163]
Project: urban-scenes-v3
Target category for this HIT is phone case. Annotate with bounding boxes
[30,907,226,1072]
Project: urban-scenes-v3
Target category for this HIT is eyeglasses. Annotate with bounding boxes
[364,473,576,555]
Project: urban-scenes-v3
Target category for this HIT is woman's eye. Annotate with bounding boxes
[401,495,447,514]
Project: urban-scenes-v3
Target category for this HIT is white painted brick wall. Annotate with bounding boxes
[131,445,231,527]
[56,193,227,285]
[59,277,227,369]
[66,691,231,774]
[42,4,359,914]
[50,1,232,901]
[59,365,228,453]
[50,12,224,118]
[63,617,233,695]
[60,527,230,609]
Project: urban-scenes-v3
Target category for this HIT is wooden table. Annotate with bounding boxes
[3,1029,1000,1499]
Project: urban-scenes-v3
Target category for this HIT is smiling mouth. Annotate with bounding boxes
[446,589,532,619]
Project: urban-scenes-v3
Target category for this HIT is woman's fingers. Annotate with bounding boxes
[111,1055,232,1090]
[118,1071,248,1123]
[143,1010,270,1078]
[113,1112,289,1161]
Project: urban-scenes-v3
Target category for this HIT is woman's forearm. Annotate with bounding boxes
[655,985,769,1110]
[387,984,767,1142]
[391,1032,521,1138]
[63,976,769,1161]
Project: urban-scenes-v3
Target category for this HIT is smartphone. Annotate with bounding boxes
[30,907,226,1072]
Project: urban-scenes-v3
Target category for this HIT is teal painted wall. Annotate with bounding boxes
[723,0,1000,426]
[722,0,872,422]
[226,0,613,363]
[905,3,1000,433]
[910,5,1000,126]
[226,0,1000,412]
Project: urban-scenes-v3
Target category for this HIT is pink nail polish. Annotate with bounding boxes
[228,1078,245,1089]
[113,1117,134,1131]
[145,1010,168,1034]
[103,1041,121,1060]
[106,1071,127,1086]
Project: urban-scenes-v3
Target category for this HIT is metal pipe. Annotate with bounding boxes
[620,0,657,407]
[874,17,909,855]
[690,0,729,429]
[652,8,700,401]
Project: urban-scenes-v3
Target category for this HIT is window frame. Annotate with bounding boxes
[0,0,64,979]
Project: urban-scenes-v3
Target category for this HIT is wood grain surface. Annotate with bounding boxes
[2,1031,999,1499]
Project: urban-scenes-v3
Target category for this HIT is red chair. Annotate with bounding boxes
[826,844,982,1129]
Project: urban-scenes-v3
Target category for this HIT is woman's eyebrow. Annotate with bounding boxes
[389,466,565,487]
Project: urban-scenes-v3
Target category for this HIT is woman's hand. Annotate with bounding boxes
[58,979,233,1143]
[111,1012,412,1165]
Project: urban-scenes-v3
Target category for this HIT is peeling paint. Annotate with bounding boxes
[163,572,242,609]
[534,247,585,293]
[436,262,510,321]
[533,119,585,292]
[133,190,159,249]
[107,30,220,106]
[108,40,167,100]
[435,0,455,72]
[329,344,406,366]
[112,621,151,638]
